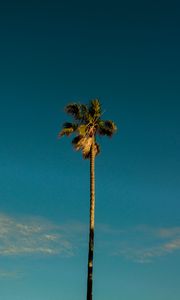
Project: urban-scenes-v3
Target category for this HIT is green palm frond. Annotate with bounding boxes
[89,99,101,119]
[58,122,78,137]
[97,120,117,137]
[104,120,117,132]
[65,103,82,120]
[63,122,77,129]
[80,104,90,122]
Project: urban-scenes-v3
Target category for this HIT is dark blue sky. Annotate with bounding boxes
[0,1,180,299]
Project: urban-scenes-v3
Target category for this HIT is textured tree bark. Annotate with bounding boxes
[87,137,95,300]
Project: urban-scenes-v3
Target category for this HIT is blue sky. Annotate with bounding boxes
[0,0,180,299]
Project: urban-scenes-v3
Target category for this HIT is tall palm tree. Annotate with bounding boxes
[59,99,117,300]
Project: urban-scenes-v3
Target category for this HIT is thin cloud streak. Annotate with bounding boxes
[113,225,180,263]
[0,213,76,257]
[1,212,180,263]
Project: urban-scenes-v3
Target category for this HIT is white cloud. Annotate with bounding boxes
[1,212,179,264]
[113,225,180,263]
[0,213,80,257]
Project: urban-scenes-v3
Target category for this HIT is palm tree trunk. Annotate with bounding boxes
[87,137,95,300]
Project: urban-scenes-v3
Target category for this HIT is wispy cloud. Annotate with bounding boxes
[112,225,180,263]
[0,213,83,257]
[1,212,179,263]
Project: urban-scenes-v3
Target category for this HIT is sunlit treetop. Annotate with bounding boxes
[59,99,117,159]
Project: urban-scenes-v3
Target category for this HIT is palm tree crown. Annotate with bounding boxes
[59,99,117,158]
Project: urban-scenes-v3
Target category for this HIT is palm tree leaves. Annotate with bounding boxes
[65,103,90,122]
[65,103,82,120]
[64,99,106,127]
[80,104,90,122]
[72,135,100,159]
[59,98,117,158]
[72,135,92,159]
[97,120,117,137]
[89,99,102,119]
[58,122,78,137]
[82,142,100,159]
[95,142,100,156]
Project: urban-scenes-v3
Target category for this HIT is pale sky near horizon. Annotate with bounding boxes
[0,0,180,299]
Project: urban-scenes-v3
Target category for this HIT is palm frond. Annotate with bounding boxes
[62,122,77,129]
[89,99,102,119]
[65,103,82,120]
[72,135,93,158]
[104,120,117,132]
[82,137,92,158]
[80,104,90,122]
[97,120,117,137]
[72,135,84,149]
[58,122,78,137]
[94,142,100,156]
[58,127,73,137]
[82,142,100,159]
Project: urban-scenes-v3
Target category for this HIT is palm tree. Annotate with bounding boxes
[59,99,117,300]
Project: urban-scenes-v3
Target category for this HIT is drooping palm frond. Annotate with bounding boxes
[83,142,101,159]
[97,120,117,137]
[82,137,93,159]
[58,122,78,137]
[65,103,82,120]
[72,135,93,158]
[71,135,83,148]
[95,142,100,156]
[72,137,100,159]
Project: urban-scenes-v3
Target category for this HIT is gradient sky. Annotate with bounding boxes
[0,0,180,299]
